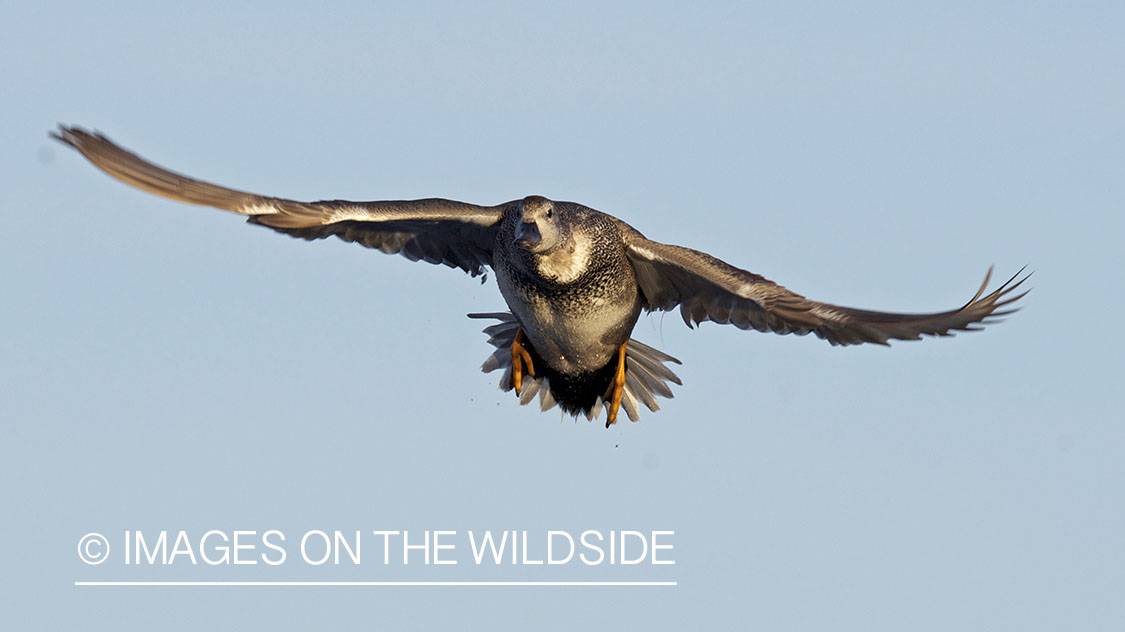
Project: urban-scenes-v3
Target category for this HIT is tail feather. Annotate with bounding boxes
[468,312,683,424]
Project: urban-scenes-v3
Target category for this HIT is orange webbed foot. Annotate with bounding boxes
[605,341,628,427]
[511,329,535,395]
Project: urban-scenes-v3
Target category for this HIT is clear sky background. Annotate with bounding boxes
[3,1,1123,629]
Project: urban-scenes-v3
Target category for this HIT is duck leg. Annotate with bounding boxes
[605,341,628,427]
[511,329,536,395]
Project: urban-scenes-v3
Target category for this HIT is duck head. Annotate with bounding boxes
[513,195,567,254]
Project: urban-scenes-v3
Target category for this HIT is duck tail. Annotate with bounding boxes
[467,312,683,425]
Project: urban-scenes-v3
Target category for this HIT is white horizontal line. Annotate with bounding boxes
[75,581,677,587]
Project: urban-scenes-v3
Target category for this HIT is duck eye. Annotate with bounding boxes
[546,209,553,219]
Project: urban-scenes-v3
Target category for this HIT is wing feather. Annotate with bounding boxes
[612,218,1029,346]
[52,125,506,276]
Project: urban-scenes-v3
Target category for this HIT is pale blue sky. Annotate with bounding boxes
[3,1,1123,629]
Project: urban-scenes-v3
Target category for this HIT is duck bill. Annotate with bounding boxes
[514,222,541,249]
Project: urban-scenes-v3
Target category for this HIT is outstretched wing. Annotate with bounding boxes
[612,219,1029,346]
[52,125,506,276]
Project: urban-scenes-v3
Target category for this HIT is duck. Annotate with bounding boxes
[51,125,1029,427]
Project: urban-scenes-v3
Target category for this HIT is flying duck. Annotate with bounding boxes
[51,125,1029,427]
